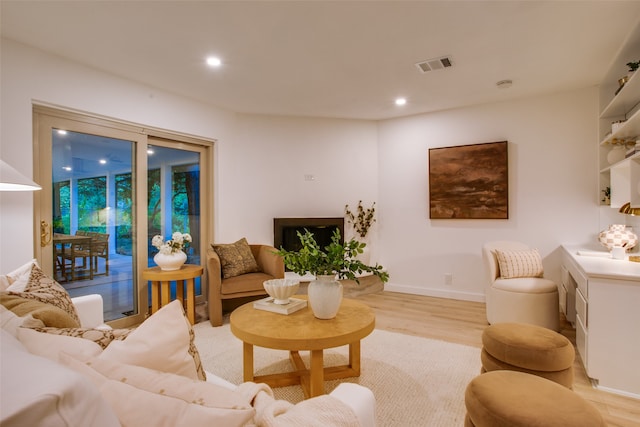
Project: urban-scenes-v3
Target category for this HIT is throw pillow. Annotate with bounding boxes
[99,300,206,381]
[0,259,39,292]
[30,326,133,350]
[211,238,260,279]
[0,292,80,328]
[495,249,544,279]
[60,353,255,427]
[6,263,81,326]
[0,304,45,337]
[18,327,104,362]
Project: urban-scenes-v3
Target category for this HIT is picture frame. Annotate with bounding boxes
[428,141,508,219]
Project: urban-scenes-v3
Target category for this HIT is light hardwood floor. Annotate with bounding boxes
[354,291,640,427]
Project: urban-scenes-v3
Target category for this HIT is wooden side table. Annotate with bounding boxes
[142,264,203,325]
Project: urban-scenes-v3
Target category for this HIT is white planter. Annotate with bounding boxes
[308,274,343,319]
[153,251,187,271]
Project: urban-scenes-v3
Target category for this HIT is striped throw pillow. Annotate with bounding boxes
[495,249,544,279]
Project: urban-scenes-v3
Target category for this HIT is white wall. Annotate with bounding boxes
[0,38,236,272]
[0,39,379,272]
[2,38,631,303]
[377,89,602,300]
[217,113,378,246]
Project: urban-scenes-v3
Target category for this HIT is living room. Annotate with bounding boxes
[2,2,640,425]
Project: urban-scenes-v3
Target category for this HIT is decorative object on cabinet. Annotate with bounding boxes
[597,224,638,250]
[429,141,508,219]
[619,201,640,215]
[601,186,611,204]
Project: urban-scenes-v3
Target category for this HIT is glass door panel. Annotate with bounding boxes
[147,145,202,299]
[51,129,137,321]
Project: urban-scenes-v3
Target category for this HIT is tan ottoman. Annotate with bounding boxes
[465,370,605,427]
[482,322,574,388]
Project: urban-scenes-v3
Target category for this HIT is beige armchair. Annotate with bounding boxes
[206,244,284,326]
[482,241,559,331]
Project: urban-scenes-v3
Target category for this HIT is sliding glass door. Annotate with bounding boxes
[33,107,212,328]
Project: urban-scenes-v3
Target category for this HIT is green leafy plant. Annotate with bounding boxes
[627,61,640,72]
[275,228,389,284]
[345,200,376,239]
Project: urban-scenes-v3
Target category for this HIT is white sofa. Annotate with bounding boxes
[0,294,376,427]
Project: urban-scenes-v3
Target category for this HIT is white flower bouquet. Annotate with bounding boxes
[152,231,192,255]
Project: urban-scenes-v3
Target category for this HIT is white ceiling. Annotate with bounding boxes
[2,1,640,120]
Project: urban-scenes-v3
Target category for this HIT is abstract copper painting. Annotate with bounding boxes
[429,141,508,219]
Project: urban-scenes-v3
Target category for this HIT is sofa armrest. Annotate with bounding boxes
[330,383,376,427]
[71,294,107,329]
[253,245,284,279]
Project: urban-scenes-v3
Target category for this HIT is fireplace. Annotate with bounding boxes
[273,217,344,252]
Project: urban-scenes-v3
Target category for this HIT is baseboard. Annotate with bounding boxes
[384,283,485,303]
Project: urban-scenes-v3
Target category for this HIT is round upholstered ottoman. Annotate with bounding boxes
[465,371,605,427]
[481,322,574,388]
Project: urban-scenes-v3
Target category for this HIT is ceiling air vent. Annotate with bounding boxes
[415,56,453,73]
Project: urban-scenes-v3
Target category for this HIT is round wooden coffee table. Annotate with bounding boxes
[230,295,375,398]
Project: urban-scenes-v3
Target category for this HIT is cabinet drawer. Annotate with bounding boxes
[576,289,587,328]
[559,283,567,315]
[575,313,588,370]
[565,259,588,298]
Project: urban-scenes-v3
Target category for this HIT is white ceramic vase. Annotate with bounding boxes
[153,251,187,271]
[598,224,638,251]
[308,274,343,319]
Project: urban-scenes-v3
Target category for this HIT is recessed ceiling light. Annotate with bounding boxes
[395,97,407,106]
[206,56,222,67]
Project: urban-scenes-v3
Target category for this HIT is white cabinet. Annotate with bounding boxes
[598,24,640,208]
[562,245,640,398]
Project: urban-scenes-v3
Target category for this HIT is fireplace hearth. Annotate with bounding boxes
[273,217,344,252]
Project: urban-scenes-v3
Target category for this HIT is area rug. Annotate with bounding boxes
[194,322,481,426]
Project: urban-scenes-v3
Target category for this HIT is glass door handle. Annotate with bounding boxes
[40,220,52,247]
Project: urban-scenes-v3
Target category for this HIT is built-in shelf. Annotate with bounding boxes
[598,24,640,208]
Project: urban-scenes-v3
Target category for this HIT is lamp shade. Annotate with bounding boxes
[619,202,640,216]
[0,159,41,191]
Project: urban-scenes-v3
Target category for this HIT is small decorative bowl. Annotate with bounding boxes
[263,279,300,305]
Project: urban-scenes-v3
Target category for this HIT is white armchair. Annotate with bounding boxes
[482,241,559,331]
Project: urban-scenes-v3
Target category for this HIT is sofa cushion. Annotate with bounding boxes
[99,300,206,381]
[495,249,544,279]
[5,264,80,326]
[0,329,120,427]
[1,293,80,328]
[212,238,260,279]
[60,353,255,427]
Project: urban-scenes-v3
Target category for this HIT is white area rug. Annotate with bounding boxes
[194,322,482,426]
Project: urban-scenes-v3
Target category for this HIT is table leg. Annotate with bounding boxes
[309,349,324,398]
[349,341,361,375]
[176,279,184,309]
[161,281,170,308]
[185,278,195,325]
[243,342,254,382]
[151,281,160,314]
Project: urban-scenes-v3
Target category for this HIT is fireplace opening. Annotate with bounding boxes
[274,218,345,254]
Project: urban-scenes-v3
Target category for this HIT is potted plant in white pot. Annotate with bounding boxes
[275,229,389,319]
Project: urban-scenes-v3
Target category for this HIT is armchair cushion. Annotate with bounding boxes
[495,248,543,279]
[211,238,260,279]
